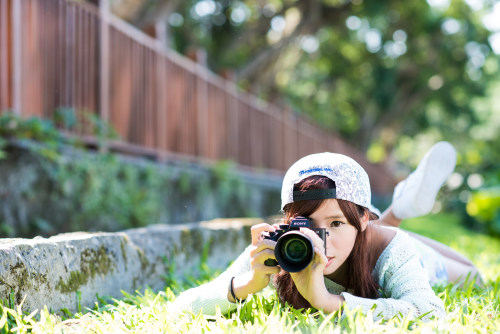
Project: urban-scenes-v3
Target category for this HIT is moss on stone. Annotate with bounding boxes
[180,228,205,255]
[120,238,128,271]
[55,245,114,294]
[9,262,29,304]
[7,261,49,304]
[132,276,139,290]
[136,248,149,273]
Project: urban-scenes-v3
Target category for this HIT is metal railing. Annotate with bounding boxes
[0,0,394,194]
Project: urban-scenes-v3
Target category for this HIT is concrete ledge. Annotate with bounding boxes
[0,218,260,313]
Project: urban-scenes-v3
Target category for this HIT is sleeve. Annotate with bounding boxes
[340,235,446,321]
[170,244,253,315]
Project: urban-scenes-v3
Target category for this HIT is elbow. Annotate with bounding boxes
[416,301,447,321]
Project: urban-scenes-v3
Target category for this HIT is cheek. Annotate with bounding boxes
[327,228,357,255]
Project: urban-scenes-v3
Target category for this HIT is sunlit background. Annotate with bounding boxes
[1,0,499,238]
[156,0,500,233]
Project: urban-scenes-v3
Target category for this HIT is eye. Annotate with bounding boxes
[330,221,344,228]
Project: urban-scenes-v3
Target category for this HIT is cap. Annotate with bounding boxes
[281,152,376,216]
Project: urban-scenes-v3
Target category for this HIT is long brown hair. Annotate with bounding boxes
[274,175,379,309]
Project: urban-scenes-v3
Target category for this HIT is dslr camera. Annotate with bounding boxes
[263,216,327,272]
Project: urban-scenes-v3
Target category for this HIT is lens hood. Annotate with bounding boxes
[274,231,314,272]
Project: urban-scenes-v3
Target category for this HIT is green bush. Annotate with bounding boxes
[0,144,260,237]
[466,187,500,236]
[0,112,271,237]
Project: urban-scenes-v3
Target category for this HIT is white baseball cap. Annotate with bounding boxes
[281,152,376,216]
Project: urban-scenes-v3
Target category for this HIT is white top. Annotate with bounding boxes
[171,228,446,321]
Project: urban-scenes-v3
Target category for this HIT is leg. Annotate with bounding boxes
[442,256,483,286]
[407,231,483,286]
[392,141,457,220]
[375,141,456,227]
[375,143,480,284]
[377,205,402,227]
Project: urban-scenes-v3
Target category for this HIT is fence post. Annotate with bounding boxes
[0,0,7,111]
[156,21,167,159]
[194,49,208,159]
[99,0,109,125]
[99,0,110,151]
[11,0,21,115]
[227,84,239,164]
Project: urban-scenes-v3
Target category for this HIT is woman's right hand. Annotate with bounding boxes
[230,223,281,301]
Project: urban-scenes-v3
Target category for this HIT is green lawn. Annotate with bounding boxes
[1,213,500,333]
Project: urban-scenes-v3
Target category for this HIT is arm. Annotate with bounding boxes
[171,223,281,315]
[171,244,253,315]
[341,232,446,321]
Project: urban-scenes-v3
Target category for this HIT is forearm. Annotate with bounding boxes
[228,272,258,302]
[311,292,345,313]
[172,276,237,315]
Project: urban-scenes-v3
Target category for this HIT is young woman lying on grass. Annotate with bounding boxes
[172,142,482,321]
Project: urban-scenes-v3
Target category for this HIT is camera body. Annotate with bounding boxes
[263,216,327,272]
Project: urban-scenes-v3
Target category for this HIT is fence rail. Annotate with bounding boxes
[0,0,394,194]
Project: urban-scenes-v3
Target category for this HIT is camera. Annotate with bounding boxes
[263,216,327,272]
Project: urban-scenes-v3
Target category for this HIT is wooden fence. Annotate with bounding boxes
[0,0,394,194]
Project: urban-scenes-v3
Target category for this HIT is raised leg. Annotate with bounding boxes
[375,141,457,227]
[392,141,457,220]
[376,205,402,227]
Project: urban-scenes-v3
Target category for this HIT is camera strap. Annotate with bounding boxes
[293,188,337,202]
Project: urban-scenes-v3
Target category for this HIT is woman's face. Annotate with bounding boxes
[308,199,365,277]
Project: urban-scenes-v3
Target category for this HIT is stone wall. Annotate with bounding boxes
[0,218,260,313]
[0,142,282,238]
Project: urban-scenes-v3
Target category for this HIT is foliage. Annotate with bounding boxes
[52,154,168,233]
[0,110,118,161]
[1,213,499,332]
[428,133,500,238]
[113,1,500,234]
[1,146,255,237]
[0,113,62,143]
[466,187,500,236]
[148,0,500,155]
[0,113,259,237]
[0,112,65,162]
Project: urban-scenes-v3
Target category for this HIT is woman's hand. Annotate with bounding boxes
[230,223,281,302]
[289,228,344,312]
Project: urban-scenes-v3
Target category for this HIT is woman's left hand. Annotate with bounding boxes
[289,228,343,312]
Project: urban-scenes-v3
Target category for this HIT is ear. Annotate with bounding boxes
[360,212,370,232]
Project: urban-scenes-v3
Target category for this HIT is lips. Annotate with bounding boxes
[326,257,335,267]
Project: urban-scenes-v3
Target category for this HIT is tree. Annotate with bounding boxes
[108,0,500,164]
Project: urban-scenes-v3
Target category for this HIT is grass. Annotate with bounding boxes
[1,213,499,333]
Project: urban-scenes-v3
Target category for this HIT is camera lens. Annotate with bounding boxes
[282,238,308,262]
[274,231,314,272]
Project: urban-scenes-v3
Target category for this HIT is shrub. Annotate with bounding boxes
[466,187,500,236]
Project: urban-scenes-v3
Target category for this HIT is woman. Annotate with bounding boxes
[172,142,481,320]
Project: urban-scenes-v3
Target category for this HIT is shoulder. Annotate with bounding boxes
[372,228,424,281]
[366,225,398,267]
[374,227,415,262]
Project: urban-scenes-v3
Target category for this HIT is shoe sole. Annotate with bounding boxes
[414,141,457,213]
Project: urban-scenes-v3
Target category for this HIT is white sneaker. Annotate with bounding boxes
[392,141,457,219]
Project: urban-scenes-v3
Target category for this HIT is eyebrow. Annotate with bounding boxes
[325,215,345,219]
[311,213,344,221]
